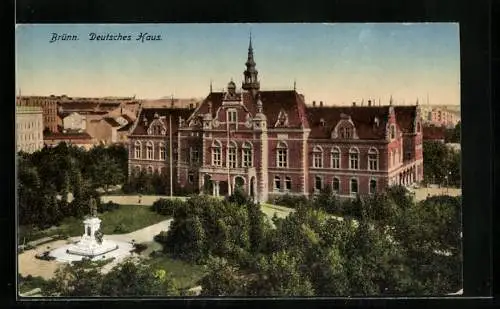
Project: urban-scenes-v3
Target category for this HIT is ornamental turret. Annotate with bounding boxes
[242,34,260,98]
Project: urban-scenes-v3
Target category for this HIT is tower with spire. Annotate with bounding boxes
[242,33,260,98]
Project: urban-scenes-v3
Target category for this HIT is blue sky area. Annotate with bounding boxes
[16,23,460,105]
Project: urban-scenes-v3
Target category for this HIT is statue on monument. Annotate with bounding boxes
[89,197,98,217]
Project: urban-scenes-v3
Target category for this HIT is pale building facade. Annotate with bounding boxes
[16,106,44,153]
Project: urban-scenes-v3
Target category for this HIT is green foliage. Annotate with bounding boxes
[45,257,178,296]
[272,194,309,209]
[17,143,128,228]
[250,250,315,296]
[151,198,183,216]
[423,140,461,187]
[200,256,246,296]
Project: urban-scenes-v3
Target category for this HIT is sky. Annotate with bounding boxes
[15,23,460,106]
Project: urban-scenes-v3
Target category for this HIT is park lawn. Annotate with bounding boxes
[19,205,168,243]
[260,203,294,219]
[147,254,206,290]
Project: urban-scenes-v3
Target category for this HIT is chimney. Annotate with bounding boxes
[368,100,372,107]
[319,101,323,107]
[352,102,356,107]
[312,101,316,107]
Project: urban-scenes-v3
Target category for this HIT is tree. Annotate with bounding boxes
[46,258,103,296]
[249,250,315,296]
[101,258,178,296]
[88,154,124,192]
[200,256,246,296]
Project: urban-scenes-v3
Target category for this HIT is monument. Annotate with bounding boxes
[50,197,133,262]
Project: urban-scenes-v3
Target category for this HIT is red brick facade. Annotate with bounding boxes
[128,39,423,202]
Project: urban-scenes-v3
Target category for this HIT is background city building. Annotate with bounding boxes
[16,105,44,153]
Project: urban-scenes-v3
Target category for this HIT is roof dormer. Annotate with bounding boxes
[331,116,358,139]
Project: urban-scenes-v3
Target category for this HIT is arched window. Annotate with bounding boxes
[350,178,358,196]
[331,147,340,169]
[242,142,253,167]
[368,147,379,171]
[274,176,281,192]
[147,166,154,174]
[312,146,323,168]
[276,141,288,168]
[369,179,377,194]
[314,176,323,192]
[285,176,292,191]
[134,141,142,159]
[417,122,421,133]
[227,141,237,168]
[159,143,166,161]
[390,124,396,139]
[146,141,154,160]
[349,147,359,170]
[212,140,222,166]
[332,177,340,193]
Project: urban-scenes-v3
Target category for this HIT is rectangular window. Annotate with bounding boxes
[190,148,199,164]
[313,153,323,168]
[228,147,237,168]
[314,176,322,191]
[285,177,292,191]
[159,146,166,161]
[332,178,340,193]
[274,177,281,192]
[212,148,222,166]
[350,179,358,195]
[331,152,340,169]
[369,179,377,194]
[228,110,237,123]
[368,154,378,170]
[349,153,359,170]
[277,149,287,168]
[242,148,252,167]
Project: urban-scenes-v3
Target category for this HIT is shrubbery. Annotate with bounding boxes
[98,201,120,213]
[271,194,309,209]
[151,198,184,216]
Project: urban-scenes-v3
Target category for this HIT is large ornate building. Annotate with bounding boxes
[128,38,423,202]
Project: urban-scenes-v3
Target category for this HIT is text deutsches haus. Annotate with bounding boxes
[89,32,162,42]
[49,32,163,43]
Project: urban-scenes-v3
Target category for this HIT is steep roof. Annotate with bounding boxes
[394,106,417,133]
[306,106,390,140]
[131,107,195,135]
[118,122,133,132]
[103,117,122,127]
[191,90,309,129]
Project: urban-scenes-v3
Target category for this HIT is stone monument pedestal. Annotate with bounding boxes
[65,217,119,258]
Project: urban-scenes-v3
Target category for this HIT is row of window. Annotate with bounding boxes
[18,132,42,141]
[273,176,377,195]
[211,141,253,168]
[17,121,42,131]
[311,146,379,170]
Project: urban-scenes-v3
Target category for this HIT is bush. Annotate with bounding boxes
[154,231,169,244]
[151,198,184,216]
[98,201,120,213]
[132,243,148,254]
[272,194,309,209]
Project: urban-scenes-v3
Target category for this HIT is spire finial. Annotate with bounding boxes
[293,79,296,91]
[416,97,419,106]
[210,79,213,93]
[389,95,393,106]
[249,30,253,50]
